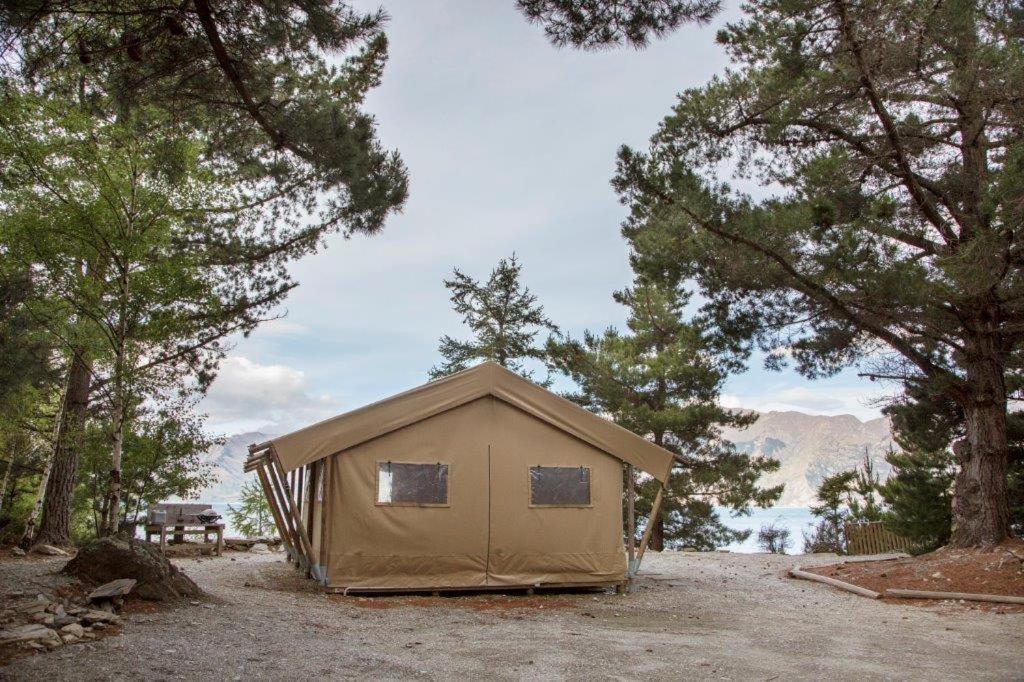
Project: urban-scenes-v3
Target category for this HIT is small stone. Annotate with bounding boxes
[249,543,270,554]
[80,610,118,624]
[60,623,85,638]
[61,634,80,644]
[52,616,78,628]
[11,547,26,557]
[931,572,943,579]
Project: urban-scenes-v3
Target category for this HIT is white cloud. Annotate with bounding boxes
[201,356,342,435]
[719,383,891,421]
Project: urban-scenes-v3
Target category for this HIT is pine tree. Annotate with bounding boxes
[878,448,954,552]
[430,255,558,383]
[549,281,781,550]
[602,0,1024,547]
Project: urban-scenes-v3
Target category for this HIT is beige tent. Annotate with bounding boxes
[245,362,675,592]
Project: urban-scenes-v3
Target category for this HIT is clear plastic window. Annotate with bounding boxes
[377,462,449,505]
[530,466,591,506]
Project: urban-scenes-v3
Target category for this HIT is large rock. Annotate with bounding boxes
[63,537,201,601]
[0,624,62,646]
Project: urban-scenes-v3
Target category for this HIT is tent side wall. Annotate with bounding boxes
[325,398,492,590]
[322,396,627,590]
[487,399,626,586]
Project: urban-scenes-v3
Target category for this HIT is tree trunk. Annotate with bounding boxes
[32,353,92,547]
[650,514,665,552]
[950,353,1010,547]
[0,454,13,517]
[101,396,125,537]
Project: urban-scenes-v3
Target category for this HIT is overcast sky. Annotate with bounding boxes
[200,0,892,436]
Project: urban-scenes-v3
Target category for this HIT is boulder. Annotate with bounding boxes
[63,537,201,601]
[249,542,270,554]
[11,547,25,557]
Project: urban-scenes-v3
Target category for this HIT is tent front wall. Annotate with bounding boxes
[325,396,626,590]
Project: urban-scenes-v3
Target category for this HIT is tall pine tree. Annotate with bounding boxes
[549,281,781,550]
[431,255,558,383]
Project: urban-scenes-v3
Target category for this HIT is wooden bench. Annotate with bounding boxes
[144,503,224,556]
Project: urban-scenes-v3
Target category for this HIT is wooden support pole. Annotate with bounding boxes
[271,457,316,571]
[265,459,302,562]
[634,484,664,573]
[626,464,636,576]
[297,465,305,531]
[319,456,331,578]
[256,464,295,558]
[886,588,1024,605]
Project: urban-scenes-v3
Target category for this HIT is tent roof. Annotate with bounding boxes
[264,362,675,482]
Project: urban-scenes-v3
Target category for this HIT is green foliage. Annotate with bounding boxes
[2,0,407,236]
[804,451,884,554]
[227,479,277,539]
[608,0,1024,543]
[757,522,791,554]
[878,449,954,553]
[431,254,558,383]
[549,280,781,550]
[76,395,217,534]
[516,0,720,49]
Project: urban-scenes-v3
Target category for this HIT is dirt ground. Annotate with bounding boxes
[807,539,1024,612]
[1,549,1022,680]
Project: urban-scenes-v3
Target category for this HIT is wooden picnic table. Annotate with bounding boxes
[144,503,224,556]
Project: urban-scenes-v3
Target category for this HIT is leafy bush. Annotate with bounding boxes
[226,478,276,539]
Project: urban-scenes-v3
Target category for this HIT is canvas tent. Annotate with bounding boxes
[245,362,675,592]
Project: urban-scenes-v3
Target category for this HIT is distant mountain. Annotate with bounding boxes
[200,431,276,502]
[199,412,895,507]
[721,411,895,507]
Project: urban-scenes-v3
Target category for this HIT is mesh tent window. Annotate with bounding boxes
[376,462,449,506]
[530,466,591,506]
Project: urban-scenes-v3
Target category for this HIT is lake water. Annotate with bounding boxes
[208,503,817,554]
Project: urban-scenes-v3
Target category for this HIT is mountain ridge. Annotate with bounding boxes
[199,411,895,507]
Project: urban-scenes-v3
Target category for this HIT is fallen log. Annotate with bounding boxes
[885,589,1024,605]
[789,566,880,599]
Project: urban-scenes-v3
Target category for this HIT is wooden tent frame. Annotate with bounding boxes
[245,442,325,581]
[244,444,669,589]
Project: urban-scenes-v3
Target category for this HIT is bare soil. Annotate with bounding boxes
[1,548,1022,680]
[807,539,1024,612]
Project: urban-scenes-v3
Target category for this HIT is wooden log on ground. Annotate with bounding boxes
[885,588,1024,605]
[789,566,880,599]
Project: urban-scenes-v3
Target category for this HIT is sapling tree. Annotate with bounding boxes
[431,254,559,383]
[227,479,277,540]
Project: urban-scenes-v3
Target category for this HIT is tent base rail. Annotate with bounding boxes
[324,580,626,595]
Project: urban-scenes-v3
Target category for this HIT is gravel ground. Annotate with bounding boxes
[2,550,1022,680]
